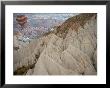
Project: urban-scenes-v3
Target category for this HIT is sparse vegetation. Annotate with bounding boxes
[13,46,19,51]
[43,31,53,36]
[14,63,36,75]
[13,13,97,75]
[14,54,39,75]
[55,13,97,38]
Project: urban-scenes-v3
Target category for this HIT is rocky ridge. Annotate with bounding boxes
[14,13,97,75]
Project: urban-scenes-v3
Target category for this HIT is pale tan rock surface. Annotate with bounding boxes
[13,13,97,75]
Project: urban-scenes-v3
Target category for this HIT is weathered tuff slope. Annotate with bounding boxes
[14,13,97,75]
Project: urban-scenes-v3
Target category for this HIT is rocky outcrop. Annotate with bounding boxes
[13,13,97,75]
[93,50,97,70]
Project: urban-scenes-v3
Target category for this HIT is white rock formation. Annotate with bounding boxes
[14,13,97,75]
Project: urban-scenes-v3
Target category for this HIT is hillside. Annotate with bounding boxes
[14,13,97,75]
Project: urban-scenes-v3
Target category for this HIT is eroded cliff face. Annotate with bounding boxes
[13,13,97,75]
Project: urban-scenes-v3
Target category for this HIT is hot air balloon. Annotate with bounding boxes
[16,15,27,29]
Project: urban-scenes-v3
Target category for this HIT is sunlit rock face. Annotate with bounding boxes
[13,13,97,75]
